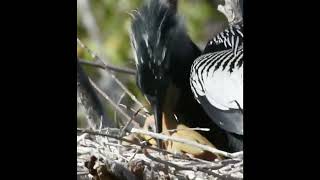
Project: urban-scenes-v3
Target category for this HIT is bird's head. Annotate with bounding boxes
[129,0,186,141]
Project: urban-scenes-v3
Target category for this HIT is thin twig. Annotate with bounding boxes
[77,38,148,113]
[79,59,136,75]
[119,104,150,118]
[77,133,89,143]
[77,171,89,175]
[77,128,174,156]
[164,127,210,133]
[115,92,126,127]
[120,107,144,137]
[131,128,242,159]
[88,77,140,128]
[143,149,227,179]
[128,148,140,162]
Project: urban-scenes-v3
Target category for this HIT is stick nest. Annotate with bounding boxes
[77,128,243,180]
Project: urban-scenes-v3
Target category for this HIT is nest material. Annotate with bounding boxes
[77,128,243,180]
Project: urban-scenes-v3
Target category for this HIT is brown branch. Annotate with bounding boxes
[79,59,136,75]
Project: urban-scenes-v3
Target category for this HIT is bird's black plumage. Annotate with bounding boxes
[130,0,242,152]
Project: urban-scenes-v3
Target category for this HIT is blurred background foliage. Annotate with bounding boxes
[77,0,227,128]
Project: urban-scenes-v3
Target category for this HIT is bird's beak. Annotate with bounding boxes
[152,99,163,149]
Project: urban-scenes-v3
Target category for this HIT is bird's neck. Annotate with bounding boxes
[162,83,180,134]
[169,38,201,90]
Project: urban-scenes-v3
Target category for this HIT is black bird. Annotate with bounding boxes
[130,0,238,152]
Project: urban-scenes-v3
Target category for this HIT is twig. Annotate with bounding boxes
[128,148,140,162]
[77,172,89,175]
[77,58,115,128]
[119,104,150,118]
[164,127,210,133]
[115,92,126,127]
[79,59,136,75]
[120,107,145,137]
[77,133,89,143]
[88,77,140,128]
[78,128,243,179]
[77,38,148,114]
[77,128,174,156]
[143,149,227,179]
[131,128,242,159]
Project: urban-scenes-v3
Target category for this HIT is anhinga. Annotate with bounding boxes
[130,0,242,152]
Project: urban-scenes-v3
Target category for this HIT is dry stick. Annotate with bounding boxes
[143,149,227,179]
[118,102,144,158]
[77,172,89,175]
[131,128,243,159]
[120,107,144,137]
[77,129,242,179]
[77,133,89,143]
[164,127,210,133]
[115,92,126,127]
[77,128,174,156]
[88,78,140,128]
[77,38,148,114]
[119,104,150,118]
[128,148,140,162]
[79,59,136,75]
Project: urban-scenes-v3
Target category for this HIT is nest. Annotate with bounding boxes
[77,128,243,180]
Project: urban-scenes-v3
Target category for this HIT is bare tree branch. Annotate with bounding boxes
[79,59,136,75]
[77,38,149,114]
[77,58,115,129]
[88,77,140,129]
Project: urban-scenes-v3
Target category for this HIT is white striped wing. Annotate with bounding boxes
[191,47,243,111]
[204,62,243,111]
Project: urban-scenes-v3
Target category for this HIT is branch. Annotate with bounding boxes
[88,77,140,129]
[77,58,115,129]
[77,38,149,114]
[77,128,175,155]
[79,59,136,75]
[131,128,243,159]
[143,149,228,179]
[77,128,243,180]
